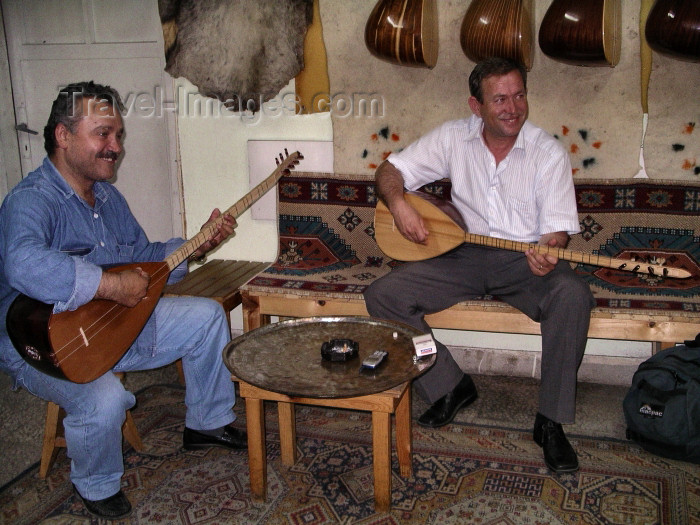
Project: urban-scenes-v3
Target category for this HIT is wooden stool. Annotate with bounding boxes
[39,372,143,479]
[237,379,412,513]
[163,260,268,383]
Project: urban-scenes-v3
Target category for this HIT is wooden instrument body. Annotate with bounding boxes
[645,0,700,62]
[538,0,621,67]
[374,192,691,279]
[365,0,439,68]
[374,191,466,261]
[8,262,167,383]
[460,0,534,70]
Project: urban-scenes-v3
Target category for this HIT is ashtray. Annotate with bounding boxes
[321,338,359,362]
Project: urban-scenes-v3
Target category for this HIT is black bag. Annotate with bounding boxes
[623,334,700,463]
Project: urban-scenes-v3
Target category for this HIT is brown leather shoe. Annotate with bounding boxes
[417,375,478,428]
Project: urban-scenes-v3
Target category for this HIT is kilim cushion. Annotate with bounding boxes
[243,173,700,318]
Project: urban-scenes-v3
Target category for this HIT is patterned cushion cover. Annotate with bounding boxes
[243,173,700,316]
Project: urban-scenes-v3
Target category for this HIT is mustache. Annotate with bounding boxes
[97,152,119,161]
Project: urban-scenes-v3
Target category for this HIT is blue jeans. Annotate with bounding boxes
[1,297,236,501]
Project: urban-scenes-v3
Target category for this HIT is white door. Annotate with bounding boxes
[2,0,181,241]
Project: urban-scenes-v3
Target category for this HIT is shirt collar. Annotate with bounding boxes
[41,157,74,199]
[41,157,109,208]
[465,114,528,152]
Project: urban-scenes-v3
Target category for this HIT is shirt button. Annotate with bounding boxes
[93,213,98,219]
[100,242,105,247]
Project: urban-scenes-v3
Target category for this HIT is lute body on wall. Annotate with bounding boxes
[645,0,700,62]
[538,0,621,67]
[7,151,303,383]
[365,0,438,68]
[374,192,692,279]
[460,0,534,70]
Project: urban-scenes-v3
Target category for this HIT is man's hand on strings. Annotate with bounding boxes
[193,209,237,259]
[391,198,429,244]
[526,232,568,276]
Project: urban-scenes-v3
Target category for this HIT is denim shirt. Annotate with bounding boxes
[0,157,188,373]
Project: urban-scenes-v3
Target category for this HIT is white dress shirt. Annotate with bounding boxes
[388,115,580,243]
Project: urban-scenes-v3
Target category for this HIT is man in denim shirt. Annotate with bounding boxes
[0,82,245,519]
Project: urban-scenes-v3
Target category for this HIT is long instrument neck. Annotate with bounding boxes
[463,232,689,279]
[165,151,300,270]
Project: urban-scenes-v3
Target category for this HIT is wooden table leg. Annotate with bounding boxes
[395,384,412,478]
[371,411,392,512]
[278,401,297,466]
[245,397,267,501]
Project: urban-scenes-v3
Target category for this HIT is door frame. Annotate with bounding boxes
[0,5,21,199]
[0,0,184,238]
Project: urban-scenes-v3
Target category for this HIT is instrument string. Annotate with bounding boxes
[53,263,172,363]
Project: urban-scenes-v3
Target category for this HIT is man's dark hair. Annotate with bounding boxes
[44,81,124,156]
[468,57,527,104]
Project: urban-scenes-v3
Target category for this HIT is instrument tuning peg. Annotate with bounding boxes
[284,148,289,156]
[275,158,280,166]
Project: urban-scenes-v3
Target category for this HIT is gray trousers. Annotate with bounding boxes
[364,244,595,423]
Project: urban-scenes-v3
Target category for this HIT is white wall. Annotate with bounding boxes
[0,6,21,200]
[175,78,333,263]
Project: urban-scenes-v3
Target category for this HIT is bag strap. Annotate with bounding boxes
[634,356,700,383]
[635,363,689,387]
[643,348,700,375]
[665,353,700,372]
[637,378,686,403]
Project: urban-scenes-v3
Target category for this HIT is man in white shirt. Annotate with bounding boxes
[364,57,595,473]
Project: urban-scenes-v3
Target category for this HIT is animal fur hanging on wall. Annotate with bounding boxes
[159,0,313,112]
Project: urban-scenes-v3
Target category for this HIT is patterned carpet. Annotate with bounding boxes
[1,383,698,524]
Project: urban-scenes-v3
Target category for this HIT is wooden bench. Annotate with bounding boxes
[241,291,699,349]
[240,173,700,353]
[164,259,269,329]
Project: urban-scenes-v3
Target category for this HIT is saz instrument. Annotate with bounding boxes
[374,192,692,279]
[365,0,439,68]
[645,0,700,63]
[460,0,534,70]
[7,150,303,383]
[538,0,621,67]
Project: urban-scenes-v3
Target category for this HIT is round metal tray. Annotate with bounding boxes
[223,316,435,398]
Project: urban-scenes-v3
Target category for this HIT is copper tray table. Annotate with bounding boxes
[223,316,434,511]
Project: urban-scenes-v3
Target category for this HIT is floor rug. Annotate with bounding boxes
[1,384,698,524]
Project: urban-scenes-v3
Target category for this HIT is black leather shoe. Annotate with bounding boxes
[183,425,248,450]
[418,375,478,428]
[74,485,132,519]
[533,412,579,473]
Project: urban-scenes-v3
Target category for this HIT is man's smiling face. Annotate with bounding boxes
[470,70,528,143]
[60,97,125,184]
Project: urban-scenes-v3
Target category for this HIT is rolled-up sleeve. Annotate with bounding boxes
[52,258,103,313]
